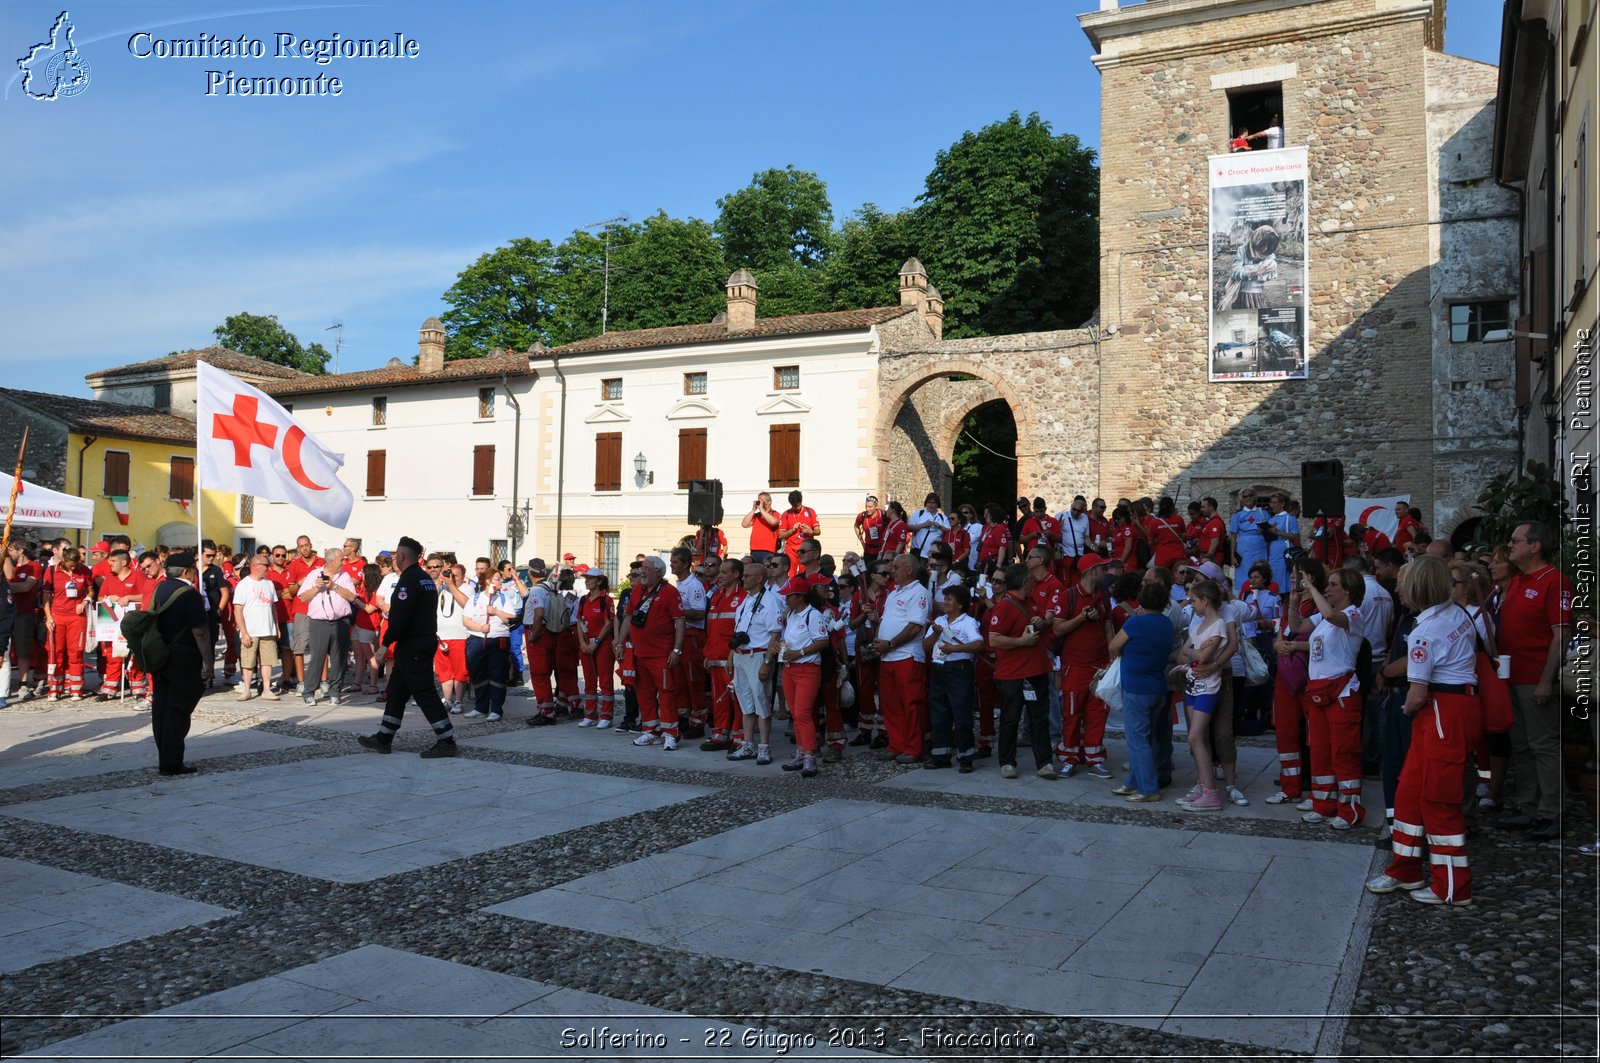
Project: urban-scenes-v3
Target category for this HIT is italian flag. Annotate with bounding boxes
[109,495,130,525]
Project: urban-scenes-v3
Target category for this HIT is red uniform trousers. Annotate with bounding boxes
[98,644,148,698]
[48,615,87,697]
[554,627,581,709]
[855,658,883,738]
[877,658,928,757]
[1386,691,1483,902]
[525,630,558,716]
[634,654,682,738]
[708,659,739,741]
[1056,662,1110,765]
[976,655,998,750]
[782,662,822,754]
[581,643,616,721]
[681,628,709,728]
[221,612,239,673]
[1303,684,1365,825]
[1273,678,1307,797]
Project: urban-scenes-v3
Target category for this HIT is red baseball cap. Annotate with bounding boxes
[780,577,813,596]
[1076,553,1110,572]
[91,541,110,552]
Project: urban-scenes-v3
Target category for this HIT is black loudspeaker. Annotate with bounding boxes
[1301,460,1345,518]
[688,479,724,527]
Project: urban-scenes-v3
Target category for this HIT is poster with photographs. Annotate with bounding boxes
[1208,146,1309,382]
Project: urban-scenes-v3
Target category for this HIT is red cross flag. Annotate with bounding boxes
[196,361,354,528]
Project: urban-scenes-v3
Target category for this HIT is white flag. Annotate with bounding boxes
[195,361,354,529]
[1346,496,1410,538]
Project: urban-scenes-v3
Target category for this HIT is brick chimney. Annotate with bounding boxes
[725,268,758,332]
[418,317,445,373]
[899,257,929,310]
[924,283,944,341]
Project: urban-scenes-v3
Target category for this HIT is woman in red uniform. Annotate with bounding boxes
[1367,556,1483,905]
[43,547,95,701]
[1297,565,1369,829]
[976,504,1011,577]
[848,562,890,748]
[1268,557,1320,805]
[880,502,910,558]
[577,569,617,727]
[700,559,746,748]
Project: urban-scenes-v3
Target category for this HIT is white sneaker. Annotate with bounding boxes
[596,719,611,730]
[1366,873,1424,894]
[662,735,678,751]
[1226,786,1249,807]
[1328,816,1353,830]
[578,718,595,728]
[486,712,502,722]
[1266,790,1292,804]
[1302,811,1327,824]
[1296,798,1315,812]
[463,709,484,719]
[633,732,659,746]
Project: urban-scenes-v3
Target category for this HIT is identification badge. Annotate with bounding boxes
[1310,637,1324,663]
[1022,685,1038,702]
[65,582,79,598]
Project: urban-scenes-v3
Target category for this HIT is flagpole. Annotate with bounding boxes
[194,386,204,556]
[1,425,29,556]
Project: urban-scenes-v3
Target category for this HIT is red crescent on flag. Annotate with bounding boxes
[283,426,331,492]
[1359,505,1382,525]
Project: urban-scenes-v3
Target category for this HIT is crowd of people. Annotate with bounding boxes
[0,484,1585,902]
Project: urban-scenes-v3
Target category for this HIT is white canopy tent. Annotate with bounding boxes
[4,479,95,530]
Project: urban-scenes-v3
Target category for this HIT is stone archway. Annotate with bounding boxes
[875,357,1039,504]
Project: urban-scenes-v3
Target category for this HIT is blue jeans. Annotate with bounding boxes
[466,635,509,715]
[509,623,526,670]
[1122,689,1167,795]
[928,659,978,761]
[1377,683,1412,817]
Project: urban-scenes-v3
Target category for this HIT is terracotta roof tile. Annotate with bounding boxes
[264,351,534,397]
[87,346,310,382]
[0,388,196,445]
[548,306,916,355]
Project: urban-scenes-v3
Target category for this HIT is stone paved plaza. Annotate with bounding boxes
[0,684,1592,1061]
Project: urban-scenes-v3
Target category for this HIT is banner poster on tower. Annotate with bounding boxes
[1208,145,1310,382]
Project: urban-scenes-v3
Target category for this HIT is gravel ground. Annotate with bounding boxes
[1,690,1594,1060]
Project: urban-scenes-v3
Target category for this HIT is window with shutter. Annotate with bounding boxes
[472,445,495,496]
[103,451,130,497]
[677,428,706,488]
[366,450,387,497]
[595,433,622,492]
[768,423,799,488]
[169,456,195,500]
[239,495,255,525]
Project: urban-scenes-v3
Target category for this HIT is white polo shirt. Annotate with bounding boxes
[732,586,785,650]
[1309,605,1364,696]
[781,606,829,665]
[879,581,931,663]
[678,575,708,631]
[1359,575,1394,663]
[1405,603,1478,686]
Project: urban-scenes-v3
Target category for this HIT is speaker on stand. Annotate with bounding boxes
[1300,460,1345,520]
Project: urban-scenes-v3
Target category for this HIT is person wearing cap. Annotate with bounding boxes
[1228,490,1270,595]
[778,576,830,776]
[1052,552,1114,777]
[854,495,886,564]
[147,551,212,775]
[520,559,562,725]
[575,566,617,727]
[626,556,687,749]
[358,536,459,758]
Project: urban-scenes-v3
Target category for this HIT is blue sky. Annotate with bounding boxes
[2,0,1503,396]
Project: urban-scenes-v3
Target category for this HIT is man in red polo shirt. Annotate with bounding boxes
[670,546,710,737]
[1020,498,1061,562]
[699,557,748,751]
[777,491,819,571]
[1392,502,1424,553]
[1053,554,1114,776]
[1196,497,1227,566]
[986,562,1056,779]
[854,494,886,563]
[626,557,687,750]
[741,492,781,563]
[6,542,42,698]
[1348,523,1393,557]
[1496,520,1573,841]
[95,548,151,702]
[284,535,318,695]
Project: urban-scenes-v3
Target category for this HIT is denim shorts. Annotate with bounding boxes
[1186,691,1220,715]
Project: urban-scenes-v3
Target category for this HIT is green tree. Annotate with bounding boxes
[822,203,917,310]
[715,165,835,275]
[211,313,330,374]
[910,112,1099,337]
[605,213,728,331]
[439,237,562,359]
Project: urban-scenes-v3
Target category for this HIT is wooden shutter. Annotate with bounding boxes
[595,433,621,492]
[1528,247,1551,362]
[366,450,387,497]
[103,451,130,497]
[677,428,707,488]
[169,456,195,500]
[768,423,799,488]
[472,445,495,496]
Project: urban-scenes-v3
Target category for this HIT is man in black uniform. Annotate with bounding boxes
[198,539,229,686]
[150,551,212,776]
[359,536,458,758]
